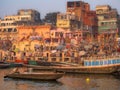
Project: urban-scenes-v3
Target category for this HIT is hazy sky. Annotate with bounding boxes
[0,0,120,19]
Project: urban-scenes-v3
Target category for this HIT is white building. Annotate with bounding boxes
[0,9,41,40]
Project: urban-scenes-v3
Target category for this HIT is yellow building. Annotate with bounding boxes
[0,9,41,40]
[57,13,80,30]
[96,5,111,15]
[14,25,51,51]
[96,5,119,34]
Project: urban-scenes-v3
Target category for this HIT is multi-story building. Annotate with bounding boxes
[84,11,98,37]
[0,15,18,40]
[66,1,98,37]
[0,9,41,40]
[56,13,80,30]
[14,25,51,51]
[43,12,60,26]
[96,5,120,34]
[67,1,90,21]
[17,9,41,23]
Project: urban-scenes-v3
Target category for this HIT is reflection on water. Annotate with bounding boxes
[0,69,120,90]
[4,79,63,90]
[60,74,120,90]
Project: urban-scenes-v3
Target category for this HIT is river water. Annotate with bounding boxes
[0,69,120,90]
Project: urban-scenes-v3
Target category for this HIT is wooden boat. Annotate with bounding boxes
[0,61,5,64]
[0,64,10,69]
[9,63,23,67]
[24,64,118,74]
[36,61,55,66]
[24,58,120,74]
[54,65,118,74]
[112,68,120,77]
[4,68,64,81]
[53,59,119,74]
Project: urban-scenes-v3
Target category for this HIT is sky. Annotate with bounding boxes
[0,0,120,19]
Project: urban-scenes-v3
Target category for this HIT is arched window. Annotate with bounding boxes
[3,29,7,32]
[13,28,17,32]
[8,28,12,32]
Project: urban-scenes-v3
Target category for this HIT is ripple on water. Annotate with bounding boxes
[1,69,120,90]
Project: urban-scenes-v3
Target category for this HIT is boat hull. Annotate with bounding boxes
[4,72,64,81]
[0,64,10,69]
[9,63,23,67]
[55,65,118,74]
[24,64,119,74]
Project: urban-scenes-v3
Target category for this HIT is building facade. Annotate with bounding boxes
[96,5,120,34]
[14,25,51,51]
[43,12,60,26]
[17,9,41,23]
[66,1,98,37]
[0,9,41,40]
[67,1,90,21]
[84,11,98,37]
[56,13,80,30]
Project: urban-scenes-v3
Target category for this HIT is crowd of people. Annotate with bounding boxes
[0,34,120,64]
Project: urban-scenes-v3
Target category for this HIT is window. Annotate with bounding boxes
[1,23,5,26]
[97,9,103,14]
[76,2,80,7]
[3,29,7,32]
[101,22,104,26]
[61,15,66,19]
[8,28,12,32]
[13,28,17,32]
[67,2,74,7]
[24,11,28,15]
[10,18,12,20]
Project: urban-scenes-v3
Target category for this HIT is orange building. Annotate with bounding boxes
[84,11,98,37]
[17,25,51,41]
[14,25,51,51]
[66,1,98,38]
[67,1,90,21]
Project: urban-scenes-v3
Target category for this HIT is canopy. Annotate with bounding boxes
[63,49,68,52]
[98,51,105,55]
[14,48,20,52]
[79,51,86,56]
[56,45,65,50]
[51,50,57,53]
[30,36,42,40]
